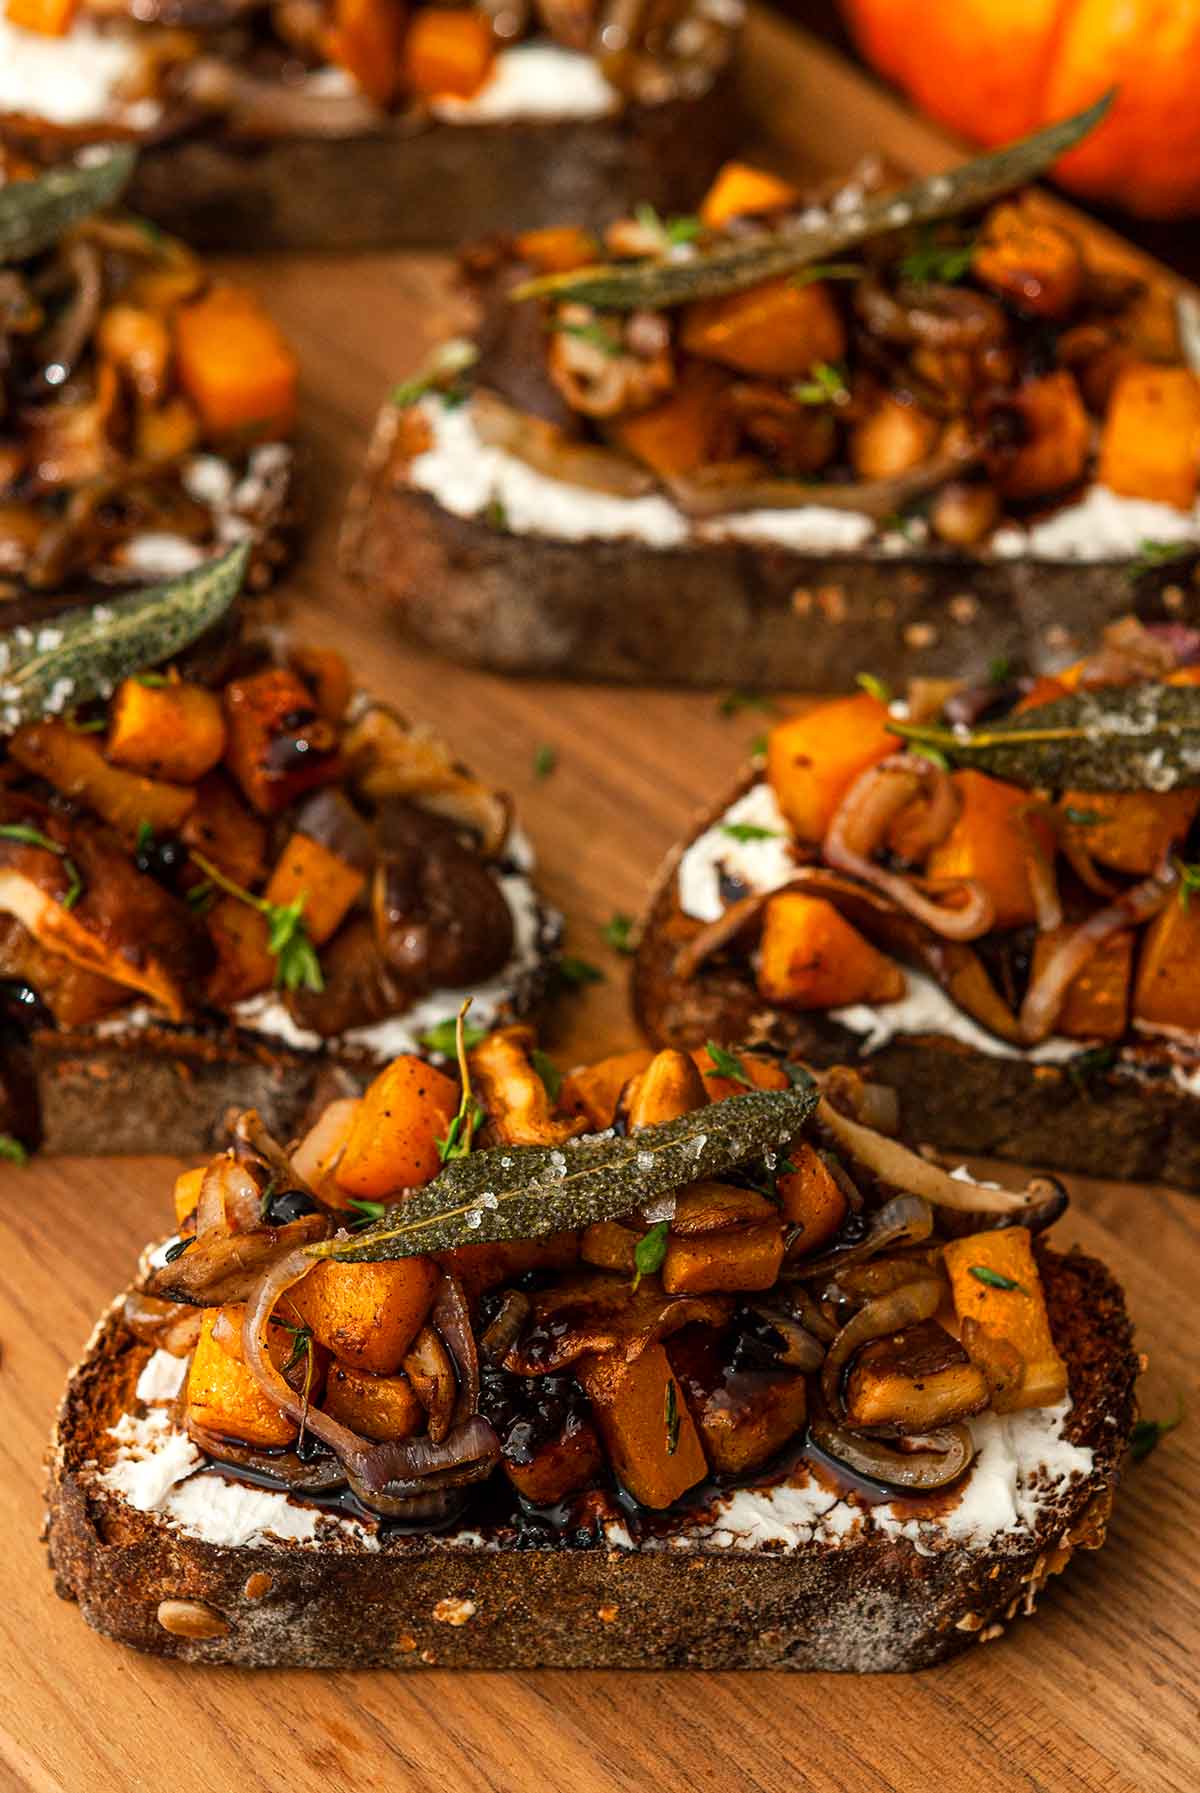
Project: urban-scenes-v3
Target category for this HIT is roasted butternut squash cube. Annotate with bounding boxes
[175,284,298,438]
[699,161,798,229]
[107,677,226,786]
[204,894,275,1007]
[222,667,341,817]
[402,6,494,96]
[662,1219,784,1296]
[503,1418,604,1504]
[778,1141,848,1253]
[7,0,77,30]
[1133,893,1200,1036]
[1058,788,1200,877]
[994,371,1090,500]
[9,721,195,840]
[289,1256,439,1375]
[436,1231,580,1302]
[671,1332,808,1477]
[173,1166,206,1228]
[289,646,353,725]
[943,1231,1067,1413]
[323,0,407,107]
[613,363,732,478]
[621,1048,709,1129]
[766,693,897,843]
[850,394,939,480]
[681,276,845,379]
[926,770,1055,931]
[577,1341,707,1508]
[180,773,269,890]
[187,1304,301,1447]
[335,1055,459,1198]
[1099,364,1200,511]
[844,1318,990,1430]
[263,832,365,948]
[559,1048,655,1128]
[972,202,1083,319]
[1029,924,1133,1041]
[321,1362,423,1440]
[757,892,905,1009]
[690,1047,789,1102]
[514,227,599,275]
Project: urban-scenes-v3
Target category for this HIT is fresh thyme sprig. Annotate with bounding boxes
[436,999,486,1164]
[0,823,83,911]
[187,848,323,992]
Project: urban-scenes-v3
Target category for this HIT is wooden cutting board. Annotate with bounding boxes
[1,13,1197,1790]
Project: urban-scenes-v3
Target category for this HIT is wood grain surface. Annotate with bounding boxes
[0,14,1197,1790]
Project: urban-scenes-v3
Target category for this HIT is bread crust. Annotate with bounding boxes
[632,787,1200,1187]
[345,462,1200,689]
[78,75,741,253]
[45,1244,1137,1670]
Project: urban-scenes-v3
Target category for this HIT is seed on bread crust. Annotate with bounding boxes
[157,1598,231,1639]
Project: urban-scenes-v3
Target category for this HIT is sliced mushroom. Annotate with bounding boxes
[403,1324,457,1446]
[470,1025,587,1147]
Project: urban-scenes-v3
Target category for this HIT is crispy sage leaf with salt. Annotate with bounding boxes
[0,542,248,730]
[308,1085,817,1264]
[893,683,1200,793]
[512,94,1111,312]
[0,145,136,265]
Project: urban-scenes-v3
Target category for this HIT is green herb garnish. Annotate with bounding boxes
[857,672,892,704]
[312,1085,817,1264]
[187,850,323,992]
[989,656,1013,685]
[0,1135,28,1166]
[792,362,848,406]
[136,820,155,852]
[704,1041,754,1089]
[1063,807,1102,826]
[533,743,557,779]
[665,1378,680,1455]
[347,1199,388,1231]
[420,1016,487,1056]
[485,496,509,532]
[436,1000,485,1165]
[551,319,623,357]
[632,1219,669,1292]
[794,262,864,287]
[968,1265,1028,1294]
[899,228,976,286]
[718,689,777,719]
[1130,1399,1184,1463]
[185,879,214,914]
[391,338,479,409]
[0,822,83,911]
[1126,539,1195,583]
[530,1048,562,1101]
[721,822,780,843]
[908,740,950,771]
[604,912,636,954]
[557,955,604,987]
[136,671,169,689]
[1174,859,1200,911]
[750,733,769,759]
[634,202,702,246]
[68,714,107,734]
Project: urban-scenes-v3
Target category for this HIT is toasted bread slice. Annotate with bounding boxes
[633,786,1200,1189]
[46,1243,1136,1671]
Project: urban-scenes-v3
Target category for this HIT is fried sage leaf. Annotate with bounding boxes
[512,94,1111,312]
[0,542,248,729]
[893,683,1200,793]
[0,145,137,266]
[308,1085,817,1264]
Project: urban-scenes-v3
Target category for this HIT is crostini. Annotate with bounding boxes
[0,145,297,604]
[0,590,559,1154]
[347,99,1200,687]
[0,0,741,251]
[636,614,1200,1186]
[47,1028,1137,1669]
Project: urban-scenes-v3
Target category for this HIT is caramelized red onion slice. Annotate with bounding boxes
[1018,864,1177,1045]
[147,1214,329,1306]
[403,1325,457,1446]
[816,1096,1044,1215]
[745,1306,826,1371]
[1018,808,1063,933]
[479,1289,532,1364]
[810,1416,975,1491]
[788,1192,933,1276]
[820,1276,944,1418]
[241,1252,498,1517]
[195,1157,262,1237]
[825,755,994,941]
[185,1420,348,1494]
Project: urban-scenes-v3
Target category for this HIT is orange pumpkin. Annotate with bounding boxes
[840,0,1200,219]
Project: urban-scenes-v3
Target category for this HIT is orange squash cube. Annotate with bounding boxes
[503,1420,605,1504]
[690,1047,789,1102]
[926,771,1055,931]
[9,720,195,840]
[402,7,495,97]
[107,678,226,785]
[175,284,298,438]
[613,363,732,479]
[181,773,269,890]
[323,0,408,107]
[995,370,1090,500]
[577,1341,707,1509]
[778,1141,848,1254]
[1029,925,1133,1041]
[559,1048,655,1128]
[222,667,341,817]
[1133,893,1200,1036]
[5,0,77,33]
[699,161,799,229]
[766,692,897,842]
[290,1256,439,1375]
[335,1055,459,1198]
[943,1231,1067,1413]
[1058,788,1200,877]
[437,1232,580,1303]
[514,227,599,275]
[321,1362,423,1440]
[203,894,275,1007]
[757,892,905,1009]
[1100,364,1200,511]
[662,1219,785,1296]
[262,832,365,949]
[681,276,845,379]
[173,1166,206,1228]
[187,1305,302,1447]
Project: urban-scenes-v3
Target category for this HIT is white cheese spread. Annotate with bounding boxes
[677,782,795,923]
[431,44,619,122]
[832,969,1083,1066]
[412,395,1199,561]
[0,18,158,128]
